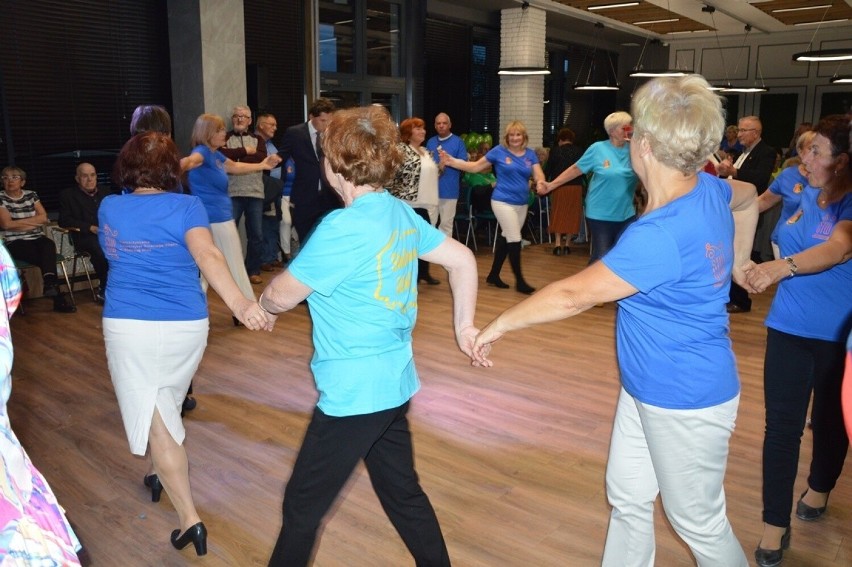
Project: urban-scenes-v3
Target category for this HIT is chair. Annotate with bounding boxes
[453,184,477,251]
[470,185,498,249]
[49,226,97,303]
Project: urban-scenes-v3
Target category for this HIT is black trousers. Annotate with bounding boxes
[6,237,57,281]
[268,402,450,567]
[762,328,848,528]
[72,233,108,287]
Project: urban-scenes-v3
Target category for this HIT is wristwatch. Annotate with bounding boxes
[782,256,798,277]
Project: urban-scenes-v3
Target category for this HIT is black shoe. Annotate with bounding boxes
[418,275,440,285]
[43,284,59,298]
[171,522,207,556]
[754,526,790,567]
[143,474,163,502]
[561,246,571,255]
[726,302,750,314]
[182,396,197,412]
[53,294,76,313]
[516,281,535,295]
[486,275,509,289]
[552,246,562,256]
[796,490,828,521]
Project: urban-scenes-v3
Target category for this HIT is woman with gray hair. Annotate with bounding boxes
[471,75,758,566]
[541,111,638,263]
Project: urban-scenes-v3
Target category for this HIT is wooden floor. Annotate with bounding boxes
[8,239,852,566]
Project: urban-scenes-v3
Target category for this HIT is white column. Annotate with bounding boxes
[500,6,546,149]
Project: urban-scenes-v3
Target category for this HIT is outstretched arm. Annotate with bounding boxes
[420,237,480,362]
[471,261,637,366]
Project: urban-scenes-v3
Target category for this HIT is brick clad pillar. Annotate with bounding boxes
[500,6,546,149]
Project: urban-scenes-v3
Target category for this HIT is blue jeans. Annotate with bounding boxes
[231,197,263,276]
[585,216,636,264]
[261,214,280,264]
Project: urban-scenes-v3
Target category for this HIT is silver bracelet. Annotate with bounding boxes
[782,256,798,278]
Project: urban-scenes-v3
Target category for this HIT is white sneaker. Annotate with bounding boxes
[521,239,531,248]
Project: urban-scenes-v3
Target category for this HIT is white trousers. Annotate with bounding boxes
[203,220,255,301]
[278,196,298,255]
[602,388,747,567]
[437,198,457,236]
[490,200,528,243]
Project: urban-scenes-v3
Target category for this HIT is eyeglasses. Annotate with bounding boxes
[738,128,757,132]
[232,114,251,120]
[1,175,22,181]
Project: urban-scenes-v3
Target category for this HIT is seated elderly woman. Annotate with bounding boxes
[259,105,480,565]
[0,166,75,313]
[472,75,758,566]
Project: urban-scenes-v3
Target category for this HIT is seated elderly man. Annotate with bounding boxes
[0,166,75,313]
[59,162,111,303]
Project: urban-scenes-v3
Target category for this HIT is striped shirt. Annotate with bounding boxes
[0,190,44,242]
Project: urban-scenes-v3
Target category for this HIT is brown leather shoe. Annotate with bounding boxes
[249,274,263,284]
[260,263,275,272]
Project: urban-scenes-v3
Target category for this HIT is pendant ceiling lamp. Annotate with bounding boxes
[574,23,620,91]
[629,1,693,78]
[791,5,852,63]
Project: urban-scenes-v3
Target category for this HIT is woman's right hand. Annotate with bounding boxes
[234,299,275,331]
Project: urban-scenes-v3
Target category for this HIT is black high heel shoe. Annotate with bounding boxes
[143,474,163,503]
[171,522,207,556]
[754,526,790,567]
[486,274,510,289]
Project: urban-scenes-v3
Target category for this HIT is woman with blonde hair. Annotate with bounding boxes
[472,75,758,566]
[182,114,281,322]
[441,120,545,294]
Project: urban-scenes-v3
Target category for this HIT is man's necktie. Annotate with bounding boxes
[315,132,323,159]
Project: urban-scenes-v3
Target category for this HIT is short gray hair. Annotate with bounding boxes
[604,111,632,135]
[631,75,724,175]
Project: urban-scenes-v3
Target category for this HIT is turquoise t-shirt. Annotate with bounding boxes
[576,140,637,221]
[602,173,739,409]
[99,192,210,321]
[287,190,446,416]
[486,145,538,205]
[766,188,852,342]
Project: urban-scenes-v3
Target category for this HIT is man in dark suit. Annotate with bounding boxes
[58,162,111,303]
[277,98,339,244]
[716,115,776,313]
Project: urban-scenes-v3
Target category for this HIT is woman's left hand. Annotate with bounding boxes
[744,259,789,293]
[471,324,505,367]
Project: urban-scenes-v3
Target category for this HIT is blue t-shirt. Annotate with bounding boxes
[287,190,446,417]
[188,145,232,223]
[486,145,538,206]
[767,165,807,243]
[602,173,739,409]
[99,193,210,321]
[766,188,852,342]
[427,134,467,199]
[576,140,637,221]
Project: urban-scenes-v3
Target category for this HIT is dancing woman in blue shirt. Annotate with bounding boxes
[471,75,759,566]
[441,120,546,294]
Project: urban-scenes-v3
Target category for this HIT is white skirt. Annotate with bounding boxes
[103,318,209,455]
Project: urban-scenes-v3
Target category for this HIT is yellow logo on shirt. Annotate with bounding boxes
[603,160,611,168]
[793,183,803,194]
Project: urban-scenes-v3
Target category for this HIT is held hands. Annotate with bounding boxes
[716,158,735,178]
[470,323,505,368]
[438,149,452,167]
[235,299,276,331]
[743,259,788,294]
[535,180,548,195]
[262,154,283,170]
